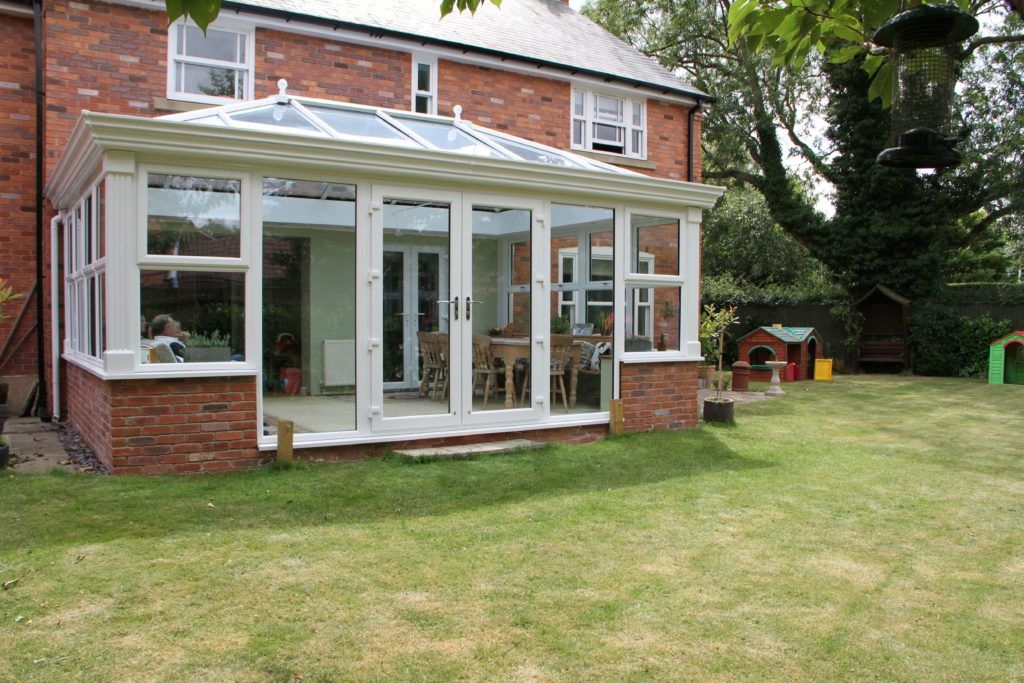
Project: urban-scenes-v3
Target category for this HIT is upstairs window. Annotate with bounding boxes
[412,55,438,115]
[571,89,645,159]
[168,21,254,104]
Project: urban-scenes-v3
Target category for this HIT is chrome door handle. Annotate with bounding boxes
[438,299,459,320]
[464,297,482,320]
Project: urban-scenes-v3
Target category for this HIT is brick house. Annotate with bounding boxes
[2,0,723,473]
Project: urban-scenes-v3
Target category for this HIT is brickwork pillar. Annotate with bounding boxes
[618,361,699,432]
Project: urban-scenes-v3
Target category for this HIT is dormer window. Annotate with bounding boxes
[168,21,255,104]
[571,89,645,159]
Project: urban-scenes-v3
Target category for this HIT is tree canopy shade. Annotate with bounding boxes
[165,0,502,31]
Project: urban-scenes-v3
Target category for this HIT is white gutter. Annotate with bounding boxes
[49,213,61,421]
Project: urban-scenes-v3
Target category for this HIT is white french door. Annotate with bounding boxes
[370,186,545,433]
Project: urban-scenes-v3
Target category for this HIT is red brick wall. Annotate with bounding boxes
[65,362,114,469]
[254,28,410,107]
[619,361,698,431]
[438,60,570,150]
[0,14,39,376]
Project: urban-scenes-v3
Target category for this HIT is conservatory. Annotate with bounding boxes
[46,83,723,470]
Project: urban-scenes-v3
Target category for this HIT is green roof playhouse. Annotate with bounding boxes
[988,331,1024,385]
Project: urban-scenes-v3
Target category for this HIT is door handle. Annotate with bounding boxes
[438,299,459,320]
[464,297,483,321]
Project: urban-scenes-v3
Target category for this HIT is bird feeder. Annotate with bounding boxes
[873,3,979,169]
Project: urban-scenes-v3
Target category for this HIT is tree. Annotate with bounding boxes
[584,0,1023,299]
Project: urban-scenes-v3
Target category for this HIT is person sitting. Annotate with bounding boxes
[150,314,189,362]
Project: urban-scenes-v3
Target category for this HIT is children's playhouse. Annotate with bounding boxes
[737,326,824,382]
[988,331,1024,385]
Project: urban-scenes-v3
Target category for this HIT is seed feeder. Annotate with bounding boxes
[872,3,979,169]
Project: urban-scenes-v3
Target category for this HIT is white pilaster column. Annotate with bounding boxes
[101,151,138,374]
[683,206,703,358]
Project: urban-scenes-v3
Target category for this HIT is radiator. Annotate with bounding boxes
[322,339,356,386]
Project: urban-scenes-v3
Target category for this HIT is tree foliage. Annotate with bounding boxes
[584,0,1024,300]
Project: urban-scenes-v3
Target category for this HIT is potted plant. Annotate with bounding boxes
[702,304,739,424]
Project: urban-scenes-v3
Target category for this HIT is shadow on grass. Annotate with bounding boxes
[0,428,770,552]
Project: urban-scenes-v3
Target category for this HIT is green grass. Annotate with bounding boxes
[1,375,1022,680]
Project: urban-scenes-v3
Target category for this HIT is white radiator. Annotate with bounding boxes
[322,339,356,386]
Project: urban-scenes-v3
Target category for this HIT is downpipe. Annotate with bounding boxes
[49,214,61,422]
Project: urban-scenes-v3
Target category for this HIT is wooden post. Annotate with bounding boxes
[609,399,624,435]
[277,420,294,462]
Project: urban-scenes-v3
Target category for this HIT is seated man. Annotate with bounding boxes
[150,314,189,362]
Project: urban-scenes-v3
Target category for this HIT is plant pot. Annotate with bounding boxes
[0,444,10,470]
[703,398,735,424]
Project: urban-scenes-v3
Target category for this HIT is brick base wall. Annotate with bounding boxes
[65,363,114,470]
[619,361,699,432]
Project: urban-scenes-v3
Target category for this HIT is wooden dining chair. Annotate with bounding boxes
[471,333,504,406]
[519,334,573,411]
[418,331,444,400]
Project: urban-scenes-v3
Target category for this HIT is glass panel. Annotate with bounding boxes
[632,101,643,127]
[305,106,416,146]
[140,270,245,363]
[594,94,624,122]
[87,276,97,356]
[593,123,624,143]
[417,62,431,93]
[182,25,241,62]
[147,174,241,258]
[230,105,322,132]
[392,118,506,157]
[625,286,680,352]
[83,194,93,265]
[573,90,585,117]
[551,204,615,413]
[480,134,582,168]
[261,178,358,434]
[97,273,105,356]
[415,95,431,114]
[383,198,450,418]
[572,119,584,146]
[631,214,680,276]
[178,63,240,99]
[471,206,531,413]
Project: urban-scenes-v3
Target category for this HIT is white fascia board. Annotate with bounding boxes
[107,0,700,107]
[80,112,726,209]
[45,115,105,209]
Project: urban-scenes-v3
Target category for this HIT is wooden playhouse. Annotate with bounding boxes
[737,326,824,382]
[988,331,1024,385]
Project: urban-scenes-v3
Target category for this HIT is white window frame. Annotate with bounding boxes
[411,53,438,115]
[619,208,696,361]
[135,164,254,373]
[63,179,107,367]
[571,88,646,160]
[167,19,255,105]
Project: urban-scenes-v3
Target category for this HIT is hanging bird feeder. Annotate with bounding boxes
[872,3,979,169]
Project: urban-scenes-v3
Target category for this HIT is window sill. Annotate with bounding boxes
[63,352,258,381]
[153,97,218,114]
[620,352,702,364]
[572,150,656,170]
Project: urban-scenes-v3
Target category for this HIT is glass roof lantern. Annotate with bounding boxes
[159,79,637,175]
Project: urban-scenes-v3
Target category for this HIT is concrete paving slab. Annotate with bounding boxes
[396,438,544,461]
[3,416,72,474]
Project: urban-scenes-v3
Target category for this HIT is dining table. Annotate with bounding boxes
[488,335,610,409]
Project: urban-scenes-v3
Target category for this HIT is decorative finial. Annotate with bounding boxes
[453,104,463,122]
[277,79,288,98]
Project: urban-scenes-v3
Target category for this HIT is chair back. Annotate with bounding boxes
[418,331,438,368]
[471,334,493,370]
[550,334,574,372]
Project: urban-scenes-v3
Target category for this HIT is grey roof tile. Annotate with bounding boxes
[224,0,707,98]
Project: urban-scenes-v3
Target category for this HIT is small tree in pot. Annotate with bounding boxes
[702,304,739,423]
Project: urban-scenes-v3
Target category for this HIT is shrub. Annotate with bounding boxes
[909,303,1010,378]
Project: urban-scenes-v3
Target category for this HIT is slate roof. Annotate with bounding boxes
[221,0,707,99]
[743,326,819,344]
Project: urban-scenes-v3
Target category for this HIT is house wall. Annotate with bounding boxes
[0,14,39,377]
[619,361,698,431]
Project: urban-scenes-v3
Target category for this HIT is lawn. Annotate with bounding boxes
[1,376,1022,681]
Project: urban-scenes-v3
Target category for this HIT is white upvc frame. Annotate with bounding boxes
[571,88,647,160]
[63,178,107,371]
[133,162,258,374]
[461,193,546,428]
[411,53,438,115]
[618,207,701,362]
[166,18,255,105]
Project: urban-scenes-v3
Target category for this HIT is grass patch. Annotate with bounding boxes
[1,376,1022,680]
